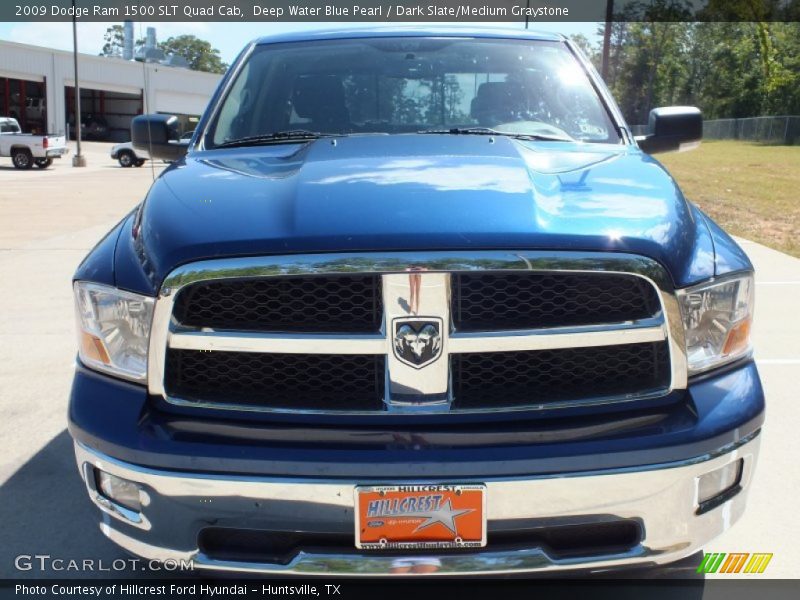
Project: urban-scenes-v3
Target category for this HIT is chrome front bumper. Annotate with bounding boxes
[74,434,760,576]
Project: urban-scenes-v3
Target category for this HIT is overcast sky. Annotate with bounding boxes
[0,21,600,64]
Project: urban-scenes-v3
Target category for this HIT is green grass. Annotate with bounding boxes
[658,141,800,257]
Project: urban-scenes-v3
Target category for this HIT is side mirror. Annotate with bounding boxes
[636,107,702,155]
[131,114,189,161]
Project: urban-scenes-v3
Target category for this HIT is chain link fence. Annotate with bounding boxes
[631,116,800,145]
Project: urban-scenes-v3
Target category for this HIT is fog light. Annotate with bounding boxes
[94,469,141,512]
[697,459,742,511]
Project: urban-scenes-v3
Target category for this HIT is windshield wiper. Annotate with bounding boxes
[215,130,341,148]
[419,127,573,142]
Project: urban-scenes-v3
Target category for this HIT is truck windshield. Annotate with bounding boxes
[207,37,621,147]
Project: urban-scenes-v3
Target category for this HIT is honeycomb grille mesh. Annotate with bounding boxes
[172,275,382,333]
[452,272,660,331]
[165,349,385,411]
[451,342,670,410]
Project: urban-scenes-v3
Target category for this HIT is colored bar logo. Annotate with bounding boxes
[697,552,773,574]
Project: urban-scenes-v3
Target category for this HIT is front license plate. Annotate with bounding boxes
[355,484,486,550]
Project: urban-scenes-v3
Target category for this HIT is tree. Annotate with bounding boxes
[157,35,228,74]
[569,33,598,65]
[599,18,800,123]
[101,25,125,57]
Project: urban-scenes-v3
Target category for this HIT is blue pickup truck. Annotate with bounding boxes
[69,28,763,576]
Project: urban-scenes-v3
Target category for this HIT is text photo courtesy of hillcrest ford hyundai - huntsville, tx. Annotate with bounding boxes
[2,0,800,594]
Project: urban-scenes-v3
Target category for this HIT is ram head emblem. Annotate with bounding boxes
[393,320,442,369]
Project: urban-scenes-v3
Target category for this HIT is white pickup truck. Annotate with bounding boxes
[0,117,68,169]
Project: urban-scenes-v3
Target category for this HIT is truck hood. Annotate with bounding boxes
[132,134,715,290]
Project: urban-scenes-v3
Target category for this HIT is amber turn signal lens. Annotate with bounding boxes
[723,319,752,356]
[80,331,111,365]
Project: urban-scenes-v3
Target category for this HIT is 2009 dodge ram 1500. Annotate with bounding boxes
[69,28,764,576]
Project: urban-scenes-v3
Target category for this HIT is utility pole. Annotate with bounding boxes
[601,0,614,81]
[71,0,86,166]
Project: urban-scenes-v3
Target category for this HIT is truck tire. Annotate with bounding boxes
[135,158,146,167]
[34,158,53,169]
[12,148,33,170]
[118,151,135,168]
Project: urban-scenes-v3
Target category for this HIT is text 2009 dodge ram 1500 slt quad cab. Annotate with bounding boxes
[69,28,764,576]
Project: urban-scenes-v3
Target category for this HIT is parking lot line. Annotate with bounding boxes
[756,359,800,365]
[756,281,800,285]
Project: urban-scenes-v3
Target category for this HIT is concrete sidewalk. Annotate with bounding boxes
[703,239,800,578]
[0,143,164,578]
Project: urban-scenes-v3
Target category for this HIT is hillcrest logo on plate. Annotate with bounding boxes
[355,484,486,550]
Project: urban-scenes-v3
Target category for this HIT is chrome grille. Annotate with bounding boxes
[151,252,685,415]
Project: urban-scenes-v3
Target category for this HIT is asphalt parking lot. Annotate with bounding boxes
[0,142,797,579]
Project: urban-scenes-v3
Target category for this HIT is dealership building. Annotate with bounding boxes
[0,40,222,140]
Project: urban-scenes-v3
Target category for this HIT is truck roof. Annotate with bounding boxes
[253,26,564,46]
